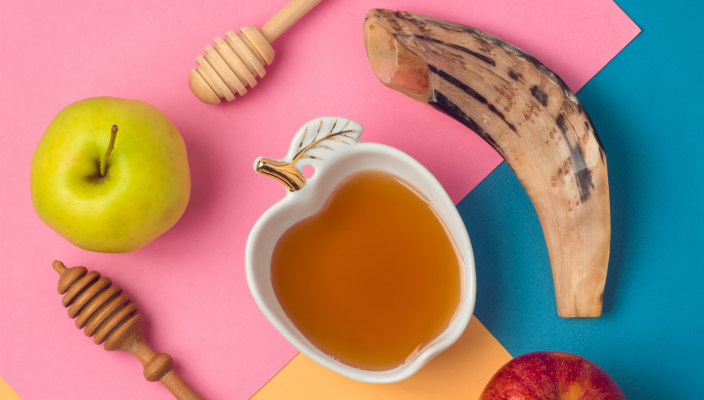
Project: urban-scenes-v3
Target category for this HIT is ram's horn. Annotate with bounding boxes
[364,9,610,317]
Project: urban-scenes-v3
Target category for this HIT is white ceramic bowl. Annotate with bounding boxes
[245,117,476,383]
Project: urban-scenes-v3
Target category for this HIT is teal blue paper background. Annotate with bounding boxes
[456,1,704,397]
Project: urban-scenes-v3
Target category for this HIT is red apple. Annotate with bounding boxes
[480,351,625,400]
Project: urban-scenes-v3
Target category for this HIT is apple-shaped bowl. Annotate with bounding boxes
[245,117,476,383]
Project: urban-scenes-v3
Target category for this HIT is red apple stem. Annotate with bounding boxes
[100,125,118,177]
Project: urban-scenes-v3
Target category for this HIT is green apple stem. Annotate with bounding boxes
[100,125,118,177]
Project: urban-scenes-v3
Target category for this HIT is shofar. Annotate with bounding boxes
[364,9,611,317]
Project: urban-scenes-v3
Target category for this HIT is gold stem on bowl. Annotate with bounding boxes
[256,158,306,191]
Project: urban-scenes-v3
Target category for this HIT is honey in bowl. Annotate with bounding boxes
[271,169,462,371]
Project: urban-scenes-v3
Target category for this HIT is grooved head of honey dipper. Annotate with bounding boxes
[53,260,88,294]
[189,69,221,104]
[104,313,144,351]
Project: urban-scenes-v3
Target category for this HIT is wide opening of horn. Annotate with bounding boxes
[363,19,430,101]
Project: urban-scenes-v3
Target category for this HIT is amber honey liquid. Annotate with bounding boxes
[271,170,461,371]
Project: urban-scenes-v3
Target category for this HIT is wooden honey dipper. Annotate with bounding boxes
[189,0,322,104]
[52,260,202,400]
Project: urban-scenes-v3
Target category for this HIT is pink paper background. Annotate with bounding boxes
[0,0,638,399]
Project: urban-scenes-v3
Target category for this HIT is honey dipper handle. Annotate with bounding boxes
[260,0,322,42]
[129,340,202,400]
[161,371,203,400]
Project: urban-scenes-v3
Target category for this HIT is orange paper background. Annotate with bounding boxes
[252,319,511,399]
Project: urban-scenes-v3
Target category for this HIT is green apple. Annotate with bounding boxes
[30,97,191,253]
